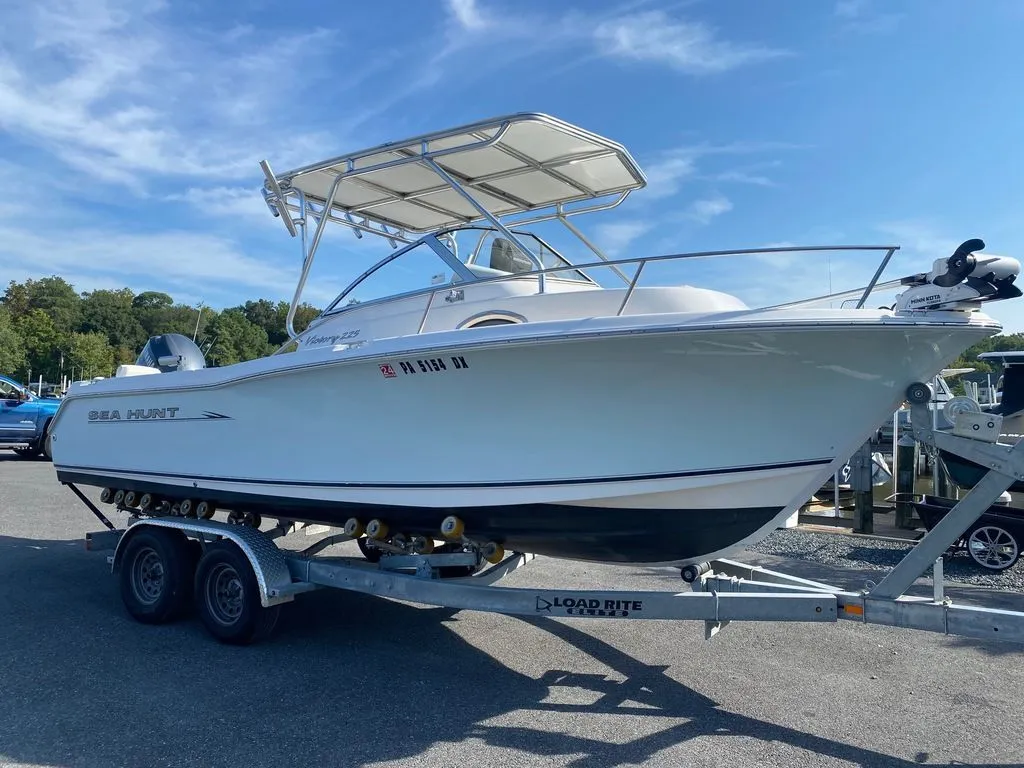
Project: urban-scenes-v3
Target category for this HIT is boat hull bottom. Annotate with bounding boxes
[56,469,782,565]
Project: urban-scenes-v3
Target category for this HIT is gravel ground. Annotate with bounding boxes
[4,455,1024,767]
[751,529,1024,591]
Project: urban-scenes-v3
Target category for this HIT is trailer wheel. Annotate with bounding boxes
[194,541,280,645]
[966,524,1021,571]
[119,529,195,624]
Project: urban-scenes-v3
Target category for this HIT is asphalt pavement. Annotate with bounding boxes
[2,454,1024,768]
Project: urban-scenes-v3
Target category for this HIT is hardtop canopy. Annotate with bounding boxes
[263,112,647,235]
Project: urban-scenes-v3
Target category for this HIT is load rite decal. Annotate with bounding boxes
[88,408,232,423]
[535,596,642,617]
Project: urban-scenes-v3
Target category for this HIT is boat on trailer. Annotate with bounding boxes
[48,112,1023,568]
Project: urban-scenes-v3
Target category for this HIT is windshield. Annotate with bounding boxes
[449,227,593,283]
[0,379,24,399]
[324,239,465,313]
[322,227,596,315]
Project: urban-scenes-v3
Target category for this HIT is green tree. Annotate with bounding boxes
[81,288,148,352]
[67,331,115,379]
[238,299,320,347]
[15,309,61,382]
[2,280,31,319]
[0,305,26,375]
[132,291,174,337]
[132,291,174,311]
[205,308,271,366]
[163,304,211,339]
[292,302,322,337]
[946,333,1024,394]
[3,277,81,337]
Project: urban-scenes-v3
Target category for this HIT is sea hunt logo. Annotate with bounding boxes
[88,408,232,423]
[535,595,642,617]
[306,330,360,346]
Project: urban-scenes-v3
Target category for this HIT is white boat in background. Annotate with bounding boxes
[47,112,1023,566]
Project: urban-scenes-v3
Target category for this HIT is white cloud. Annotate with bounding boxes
[686,194,732,224]
[0,223,290,299]
[593,221,652,256]
[834,0,866,18]
[876,220,960,262]
[751,241,803,269]
[446,0,488,30]
[643,153,699,199]
[0,0,346,192]
[593,11,791,74]
[712,168,777,187]
[833,0,902,34]
[167,186,277,227]
[643,141,801,199]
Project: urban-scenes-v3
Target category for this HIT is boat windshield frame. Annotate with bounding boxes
[320,225,596,317]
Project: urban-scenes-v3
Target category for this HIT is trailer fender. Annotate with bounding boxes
[111,518,298,607]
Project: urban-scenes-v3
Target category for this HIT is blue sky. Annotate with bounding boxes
[2,0,1024,330]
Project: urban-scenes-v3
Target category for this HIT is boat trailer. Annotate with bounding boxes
[75,382,1024,645]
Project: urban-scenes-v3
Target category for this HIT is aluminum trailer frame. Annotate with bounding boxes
[84,519,836,638]
[75,382,1024,645]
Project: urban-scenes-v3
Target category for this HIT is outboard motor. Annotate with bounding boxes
[895,238,1022,312]
[136,333,207,373]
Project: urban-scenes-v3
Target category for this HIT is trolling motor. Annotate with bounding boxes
[894,238,1022,312]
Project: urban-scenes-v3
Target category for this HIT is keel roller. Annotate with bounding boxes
[440,515,465,539]
[366,519,389,541]
[481,541,505,564]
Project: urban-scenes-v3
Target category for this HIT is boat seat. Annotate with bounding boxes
[489,238,535,274]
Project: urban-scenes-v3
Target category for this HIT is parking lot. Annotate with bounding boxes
[3,454,1024,767]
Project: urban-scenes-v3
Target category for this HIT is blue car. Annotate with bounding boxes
[0,375,62,459]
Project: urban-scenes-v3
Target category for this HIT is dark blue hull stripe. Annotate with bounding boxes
[54,457,832,491]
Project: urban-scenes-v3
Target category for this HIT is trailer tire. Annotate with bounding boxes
[194,541,280,645]
[119,528,195,624]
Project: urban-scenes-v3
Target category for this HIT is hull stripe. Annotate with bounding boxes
[53,457,832,490]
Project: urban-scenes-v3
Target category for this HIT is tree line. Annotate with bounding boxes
[0,276,321,386]
[946,332,1024,372]
[2,273,1024,390]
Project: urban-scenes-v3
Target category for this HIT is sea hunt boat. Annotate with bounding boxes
[48,112,1023,566]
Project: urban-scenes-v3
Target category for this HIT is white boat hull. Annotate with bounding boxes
[50,313,997,564]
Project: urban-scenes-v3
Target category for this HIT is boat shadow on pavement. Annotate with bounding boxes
[1,531,1022,768]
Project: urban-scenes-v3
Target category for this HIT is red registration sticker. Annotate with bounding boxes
[379,363,397,378]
